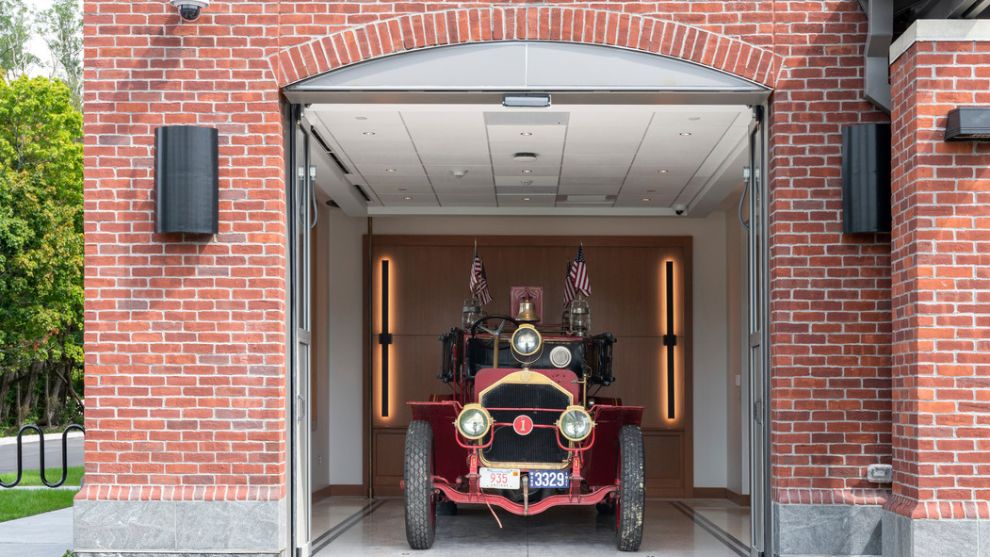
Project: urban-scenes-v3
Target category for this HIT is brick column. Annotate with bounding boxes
[76,1,288,555]
[885,21,990,557]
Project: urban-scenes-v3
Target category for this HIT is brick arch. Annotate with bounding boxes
[271,6,783,90]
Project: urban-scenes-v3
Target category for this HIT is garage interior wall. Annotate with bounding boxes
[311,208,749,495]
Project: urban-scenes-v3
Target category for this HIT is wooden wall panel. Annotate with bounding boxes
[367,236,692,496]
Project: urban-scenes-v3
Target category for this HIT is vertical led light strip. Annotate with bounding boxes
[662,260,678,421]
[378,259,392,418]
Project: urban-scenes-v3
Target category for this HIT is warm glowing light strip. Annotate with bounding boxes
[379,259,392,418]
[663,260,677,420]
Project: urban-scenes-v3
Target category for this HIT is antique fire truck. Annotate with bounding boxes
[403,292,645,551]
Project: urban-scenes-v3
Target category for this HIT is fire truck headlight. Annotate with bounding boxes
[558,406,594,442]
[455,404,492,440]
[511,324,542,357]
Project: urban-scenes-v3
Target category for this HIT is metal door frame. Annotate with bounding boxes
[289,104,315,557]
[285,97,774,557]
[747,104,772,557]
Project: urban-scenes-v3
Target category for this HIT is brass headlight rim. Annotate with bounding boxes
[510,323,543,357]
[455,403,492,440]
[557,405,595,442]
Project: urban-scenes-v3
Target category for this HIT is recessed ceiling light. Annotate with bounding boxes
[398,187,407,192]
[522,169,533,174]
[385,168,397,173]
[403,196,413,201]
[355,116,368,120]
[362,131,376,136]
[689,116,701,121]
[520,132,533,136]
[646,188,657,193]
[679,132,692,136]
[450,169,468,178]
[521,180,534,186]
[522,197,531,201]
[641,198,651,202]
[659,169,669,174]
[513,152,538,162]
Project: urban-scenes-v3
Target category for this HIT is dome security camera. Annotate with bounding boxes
[673,204,687,216]
[170,0,210,21]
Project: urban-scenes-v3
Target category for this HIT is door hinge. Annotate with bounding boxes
[753,400,764,424]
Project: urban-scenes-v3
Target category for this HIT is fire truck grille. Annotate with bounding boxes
[481,383,571,467]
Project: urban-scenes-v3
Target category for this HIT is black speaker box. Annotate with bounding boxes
[841,123,891,234]
[155,126,219,234]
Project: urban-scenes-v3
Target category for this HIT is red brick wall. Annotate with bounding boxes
[766,5,893,506]
[81,0,891,505]
[888,39,990,520]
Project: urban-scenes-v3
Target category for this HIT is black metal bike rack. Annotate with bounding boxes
[0,424,84,488]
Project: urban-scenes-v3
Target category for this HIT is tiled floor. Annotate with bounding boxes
[311,497,751,556]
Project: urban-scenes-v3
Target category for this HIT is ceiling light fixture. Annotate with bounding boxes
[503,94,552,108]
[522,197,531,201]
[659,169,669,174]
[385,168,396,173]
[689,116,701,121]
[355,116,368,121]
[403,196,413,201]
[513,152,538,162]
[646,188,657,193]
[450,169,469,178]
[679,132,692,137]
[520,132,533,136]
[362,131,376,136]
[521,180,534,186]
[522,169,533,174]
[642,198,651,202]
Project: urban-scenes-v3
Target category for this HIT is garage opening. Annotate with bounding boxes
[285,42,770,557]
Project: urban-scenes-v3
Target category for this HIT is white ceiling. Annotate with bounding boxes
[306,104,751,217]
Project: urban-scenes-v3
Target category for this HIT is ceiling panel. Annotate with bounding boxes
[310,104,751,214]
[497,194,557,207]
[437,192,498,207]
[401,111,492,165]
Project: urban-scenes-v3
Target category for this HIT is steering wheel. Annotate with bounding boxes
[469,315,521,338]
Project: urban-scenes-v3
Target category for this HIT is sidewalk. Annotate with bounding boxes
[0,507,72,557]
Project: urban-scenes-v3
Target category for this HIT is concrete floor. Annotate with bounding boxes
[0,507,73,557]
[312,497,750,556]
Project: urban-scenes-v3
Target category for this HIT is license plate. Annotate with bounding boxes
[479,467,520,489]
[529,470,570,489]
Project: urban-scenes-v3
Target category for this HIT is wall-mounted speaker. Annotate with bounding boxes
[155,125,219,234]
[841,123,891,234]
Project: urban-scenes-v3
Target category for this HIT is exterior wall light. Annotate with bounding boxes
[170,0,210,21]
[945,107,990,141]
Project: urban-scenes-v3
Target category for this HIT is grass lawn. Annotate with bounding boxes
[0,489,76,522]
[0,467,83,522]
[0,466,84,487]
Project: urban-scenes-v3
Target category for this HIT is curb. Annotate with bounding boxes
[0,431,84,447]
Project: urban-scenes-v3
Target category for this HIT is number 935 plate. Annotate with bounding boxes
[529,470,570,489]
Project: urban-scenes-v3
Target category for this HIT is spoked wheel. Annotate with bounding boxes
[616,424,645,551]
[404,420,436,549]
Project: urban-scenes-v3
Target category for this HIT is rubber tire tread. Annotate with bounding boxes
[404,420,436,549]
[616,424,645,551]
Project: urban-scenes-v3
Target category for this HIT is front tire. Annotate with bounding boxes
[616,425,645,551]
[404,420,436,549]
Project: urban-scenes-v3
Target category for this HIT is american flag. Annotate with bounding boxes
[563,244,591,305]
[469,244,493,305]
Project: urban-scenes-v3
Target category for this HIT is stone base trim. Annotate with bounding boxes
[882,509,990,557]
[774,503,882,556]
[73,499,287,555]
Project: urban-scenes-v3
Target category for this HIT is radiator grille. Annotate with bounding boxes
[480,383,570,467]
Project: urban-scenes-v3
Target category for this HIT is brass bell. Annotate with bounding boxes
[516,296,538,322]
